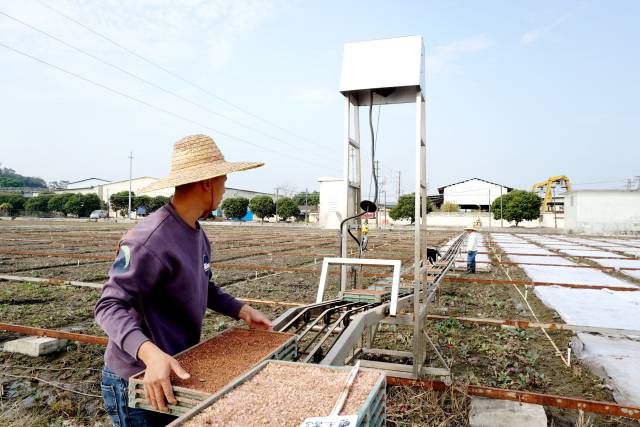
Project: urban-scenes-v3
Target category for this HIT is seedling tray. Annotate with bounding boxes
[128,328,297,416]
[342,288,390,303]
[170,360,386,427]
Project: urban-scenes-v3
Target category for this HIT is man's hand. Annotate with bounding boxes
[137,341,190,412]
[239,305,273,330]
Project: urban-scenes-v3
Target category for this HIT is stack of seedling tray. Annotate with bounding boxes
[170,360,387,427]
[128,328,297,416]
[342,288,390,303]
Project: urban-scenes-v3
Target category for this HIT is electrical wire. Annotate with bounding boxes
[34,0,327,150]
[0,9,339,162]
[369,91,378,204]
[0,41,331,171]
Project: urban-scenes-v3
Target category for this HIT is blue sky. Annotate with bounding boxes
[0,0,638,198]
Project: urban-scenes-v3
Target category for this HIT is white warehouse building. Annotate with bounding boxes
[564,190,640,234]
[437,178,512,211]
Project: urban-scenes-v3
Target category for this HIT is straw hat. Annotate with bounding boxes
[464,224,478,231]
[140,134,264,192]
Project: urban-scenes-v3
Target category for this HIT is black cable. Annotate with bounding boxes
[369,91,379,204]
[0,41,330,170]
[0,9,339,162]
[34,0,328,150]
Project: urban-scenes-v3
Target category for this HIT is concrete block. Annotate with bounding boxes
[2,336,68,357]
[469,397,547,427]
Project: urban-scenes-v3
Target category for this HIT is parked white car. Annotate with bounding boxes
[89,210,107,219]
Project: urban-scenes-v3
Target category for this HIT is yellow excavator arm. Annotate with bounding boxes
[531,176,571,211]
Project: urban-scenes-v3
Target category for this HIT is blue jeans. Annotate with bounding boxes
[466,251,477,273]
[101,367,176,427]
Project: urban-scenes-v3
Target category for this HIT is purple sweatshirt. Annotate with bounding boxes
[95,204,244,379]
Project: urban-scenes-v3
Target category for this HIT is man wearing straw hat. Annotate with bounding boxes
[465,224,479,274]
[95,134,272,426]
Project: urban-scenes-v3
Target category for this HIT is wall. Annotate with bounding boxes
[443,179,508,207]
[565,190,640,234]
[421,212,563,229]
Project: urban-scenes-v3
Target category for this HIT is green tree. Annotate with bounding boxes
[81,193,102,217]
[292,191,320,206]
[63,194,83,217]
[276,197,300,221]
[47,193,73,215]
[440,201,460,212]
[148,195,170,213]
[0,202,13,216]
[0,165,46,188]
[491,190,541,226]
[249,195,275,222]
[24,193,54,213]
[110,191,134,217]
[221,197,249,220]
[0,193,26,214]
[388,194,432,223]
[134,195,152,209]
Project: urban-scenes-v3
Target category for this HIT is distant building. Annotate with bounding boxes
[53,176,272,218]
[564,190,640,234]
[436,178,513,211]
[66,178,110,190]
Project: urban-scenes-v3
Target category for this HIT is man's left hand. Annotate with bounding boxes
[239,305,273,330]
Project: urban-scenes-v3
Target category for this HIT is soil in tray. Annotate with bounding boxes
[185,363,383,427]
[161,328,293,394]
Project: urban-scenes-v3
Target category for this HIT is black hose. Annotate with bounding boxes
[369,91,378,205]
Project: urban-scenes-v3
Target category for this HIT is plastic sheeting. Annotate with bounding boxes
[491,233,640,404]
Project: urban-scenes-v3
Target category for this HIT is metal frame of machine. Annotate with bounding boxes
[272,35,464,380]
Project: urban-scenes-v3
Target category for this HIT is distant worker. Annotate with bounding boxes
[361,220,369,251]
[465,224,479,274]
[95,135,272,426]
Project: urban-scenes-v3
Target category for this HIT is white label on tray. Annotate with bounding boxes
[300,415,358,427]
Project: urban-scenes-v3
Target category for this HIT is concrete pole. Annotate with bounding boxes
[305,187,309,224]
[128,151,133,220]
[500,185,503,228]
[488,188,491,228]
[275,188,279,222]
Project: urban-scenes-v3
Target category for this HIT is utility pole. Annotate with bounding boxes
[128,151,133,220]
[500,185,503,228]
[275,188,279,222]
[396,170,401,202]
[488,188,491,228]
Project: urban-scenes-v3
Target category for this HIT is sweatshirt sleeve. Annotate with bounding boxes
[207,281,245,319]
[95,241,166,360]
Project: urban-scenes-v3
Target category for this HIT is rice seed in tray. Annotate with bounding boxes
[172,360,386,427]
[128,328,297,415]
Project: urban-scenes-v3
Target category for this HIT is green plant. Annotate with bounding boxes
[249,195,275,222]
[110,191,134,217]
[440,201,460,212]
[292,191,319,206]
[221,197,250,219]
[147,195,170,212]
[276,197,300,220]
[389,193,432,223]
[47,193,73,215]
[491,190,541,226]
[435,318,463,336]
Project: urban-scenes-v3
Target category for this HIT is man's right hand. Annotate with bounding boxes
[137,341,190,412]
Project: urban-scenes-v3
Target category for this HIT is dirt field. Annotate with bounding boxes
[0,219,636,426]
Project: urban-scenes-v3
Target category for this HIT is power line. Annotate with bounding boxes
[34,0,329,150]
[0,41,332,172]
[0,9,339,162]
